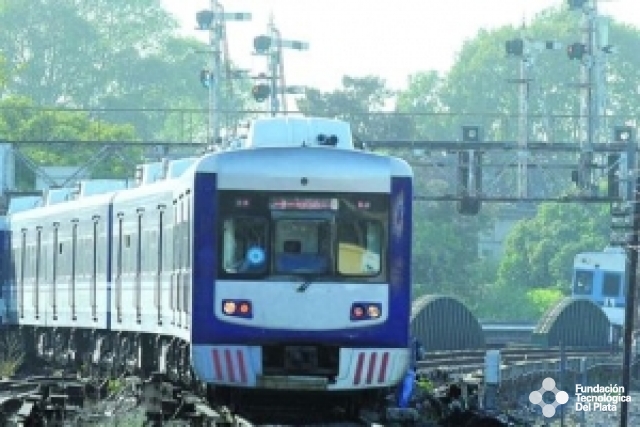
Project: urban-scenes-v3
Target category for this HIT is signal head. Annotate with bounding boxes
[252,83,271,102]
[196,10,214,30]
[253,35,272,54]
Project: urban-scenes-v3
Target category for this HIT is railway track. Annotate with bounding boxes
[419,346,614,370]
[0,346,613,426]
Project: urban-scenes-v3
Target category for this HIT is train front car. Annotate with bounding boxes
[572,246,626,327]
[190,117,413,393]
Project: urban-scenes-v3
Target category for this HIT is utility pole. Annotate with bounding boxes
[196,1,251,142]
[621,178,639,427]
[614,126,638,427]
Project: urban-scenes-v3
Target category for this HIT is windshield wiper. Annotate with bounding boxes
[297,278,314,292]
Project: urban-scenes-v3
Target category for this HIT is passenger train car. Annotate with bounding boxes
[572,246,626,327]
[0,116,413,397]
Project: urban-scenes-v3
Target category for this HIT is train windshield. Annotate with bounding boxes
[219,192,388,281]
[573,270,594,295]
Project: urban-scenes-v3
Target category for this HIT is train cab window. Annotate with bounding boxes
[602,272,622,297]
[337,220,382,276]
[573,270,593,295]
[274,220,330,275]
[218,191,389,281]
[222,217,268,274]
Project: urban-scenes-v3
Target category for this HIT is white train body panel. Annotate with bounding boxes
[7,193,114,330]
[214,281,389,329]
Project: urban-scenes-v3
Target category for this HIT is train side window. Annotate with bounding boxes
[602,272,622,297]
[573,270,593,295]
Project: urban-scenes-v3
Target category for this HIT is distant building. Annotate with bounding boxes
[478,204,537,259]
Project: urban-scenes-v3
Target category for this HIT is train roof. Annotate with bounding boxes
[7,196,42,214]
[246,117,354,149]
[9,191,115,222]
[573,249,625,271]
[196,145,412,192]
[112,175,184,205]
[44,188,75,206]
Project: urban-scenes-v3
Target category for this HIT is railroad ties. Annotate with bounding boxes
[0,373,247,426]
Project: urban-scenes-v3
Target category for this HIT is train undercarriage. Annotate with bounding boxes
[0,326,193,385]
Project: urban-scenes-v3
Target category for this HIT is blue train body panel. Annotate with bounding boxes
[191,173,412,348]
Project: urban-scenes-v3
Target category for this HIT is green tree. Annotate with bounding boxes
[0,0,252,141]
[497,202,609,291]
[0,97,139,188]
[296,76,413,140]
[397,7,640,141]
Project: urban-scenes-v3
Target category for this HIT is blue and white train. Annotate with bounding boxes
[0,116,413,397]
[572,246,626,327]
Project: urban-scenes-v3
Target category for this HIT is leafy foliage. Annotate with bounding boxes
[0,97,139,188]
[0,0,251,141]
[497,203,609,292]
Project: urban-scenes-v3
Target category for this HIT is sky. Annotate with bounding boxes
[160,0,639,91]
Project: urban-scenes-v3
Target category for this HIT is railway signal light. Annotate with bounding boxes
[456,152,483,215]
[505,38,524,56]
[253,35,272,54]
[200,69,212,88]
[462,125,482,142]
[614,126,634,143]
[607,154,621,198]
[252,83,271,102]
[196,10,214,30]
[567,42,586,60]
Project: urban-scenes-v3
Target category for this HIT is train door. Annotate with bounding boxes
[52,222,59,320]
[171,200,179,326]
[70,219,78,320]
[176,195,184,328]
[155,205,166,325]
[18,228,26,318]
[135,208,143,324]
[91,215,99,322]
[116,213,124,323]
[34,227,42,319]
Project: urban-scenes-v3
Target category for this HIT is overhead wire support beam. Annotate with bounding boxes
[365,140,637,152]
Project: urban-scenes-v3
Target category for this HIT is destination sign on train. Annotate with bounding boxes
[269,197,338,210]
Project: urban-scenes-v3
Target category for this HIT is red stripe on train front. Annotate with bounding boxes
[225,349,236,382]
[378,352,389,383]
[365,352,377,384]
[212,349,223,380]
[353,352,365,385]
[237,349,247,384]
